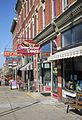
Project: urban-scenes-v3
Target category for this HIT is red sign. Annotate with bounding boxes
[17,40,40,55]
[4,51,22,56]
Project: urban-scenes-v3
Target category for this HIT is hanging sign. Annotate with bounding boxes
[17,40,40,55]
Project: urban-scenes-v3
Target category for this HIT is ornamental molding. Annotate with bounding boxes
[55,1,82,31]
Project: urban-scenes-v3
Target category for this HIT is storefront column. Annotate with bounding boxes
[33,55,37,91]
[57,60,62,100]
[51,61,53,96]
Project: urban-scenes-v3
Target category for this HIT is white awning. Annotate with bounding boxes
[48,46,82,61]
[20,62,33,70]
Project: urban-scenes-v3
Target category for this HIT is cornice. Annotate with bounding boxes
[55,1,82,32]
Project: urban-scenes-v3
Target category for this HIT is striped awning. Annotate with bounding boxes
[20,62,33,70]
[48,46,82,61]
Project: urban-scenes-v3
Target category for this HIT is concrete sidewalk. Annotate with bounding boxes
[26,92,64,106]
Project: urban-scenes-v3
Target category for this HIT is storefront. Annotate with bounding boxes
[41,43,51,92]
[48,47,82,100]
[48,23,82,100]
[62,56,82,98]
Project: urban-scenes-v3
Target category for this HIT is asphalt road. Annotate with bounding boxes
[0,86,82,120]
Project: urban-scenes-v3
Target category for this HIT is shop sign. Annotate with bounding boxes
[4,51,22,56]
[11,80,17,89]
[17,43,40,55]
[6,56,21,61]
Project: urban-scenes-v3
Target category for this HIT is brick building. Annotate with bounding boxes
[11,0,82,100]
[49,0,82,100]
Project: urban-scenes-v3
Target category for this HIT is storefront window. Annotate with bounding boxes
[63,57,82,92]
[42,63,51,86]
[41,42,50,61]
[52,62,58,93]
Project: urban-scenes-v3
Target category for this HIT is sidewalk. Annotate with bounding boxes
[26,92,64,106]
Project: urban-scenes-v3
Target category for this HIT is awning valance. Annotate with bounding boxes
[48,46,82,61]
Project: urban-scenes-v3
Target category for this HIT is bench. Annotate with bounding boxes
[65,92,82,113]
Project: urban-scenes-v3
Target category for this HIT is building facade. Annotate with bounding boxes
[11,0,56,92]
[11,0,82,100]
[49,0,82,100]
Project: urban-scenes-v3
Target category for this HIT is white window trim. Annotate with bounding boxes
[52,0,55,20]
[29,0,34,12]
[62,0,68,12]
[32,16,34,38]
[29,22,31,39]
[42,3,45,29]
[36,13,38,35]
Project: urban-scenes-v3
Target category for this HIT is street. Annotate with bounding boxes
[0,86,81,120]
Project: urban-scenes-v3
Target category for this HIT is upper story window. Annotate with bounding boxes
[62,0,68,12]
[62,23,82,48]
[42,2,45,29]
[29,0,34,10]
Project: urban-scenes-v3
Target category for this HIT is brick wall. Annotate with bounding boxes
[56,0,62,16]
[38,7,43,33]
[56,0,75,17]
[68,0,74,5]
[45,0,52,26]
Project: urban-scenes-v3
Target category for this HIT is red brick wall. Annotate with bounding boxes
[38,7,43,33]
[45,0,52,26]
[56,34,61,49]
[68,0,74,5]
[56,0,75,17]
[56,0,62,16]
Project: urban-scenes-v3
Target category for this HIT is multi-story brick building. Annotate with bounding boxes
[49,0,82,100]
[11,0,82,100]
[11,0,56,92]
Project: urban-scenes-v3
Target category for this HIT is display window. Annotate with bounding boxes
[52,61,58,93]
[42,63,51,86]
[63,57,82,92]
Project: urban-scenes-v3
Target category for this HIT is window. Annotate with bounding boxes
[62,29,72,47]
[62,0,68,12]
[52,61,58,93]
[41,42,50,61]
[63,57,82,91]
[41,43,50,52]
[62,23,82,48]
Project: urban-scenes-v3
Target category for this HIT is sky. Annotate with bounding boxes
[0,0,17,68]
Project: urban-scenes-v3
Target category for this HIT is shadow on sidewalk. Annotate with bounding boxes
[0,101,40,117]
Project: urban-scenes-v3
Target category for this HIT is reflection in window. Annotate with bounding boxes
[62,0,68,12]
[41,42,50,52]
[52,62,58,93]
[62,23,82,47]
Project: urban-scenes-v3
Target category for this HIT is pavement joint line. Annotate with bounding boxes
[26,92,37,99]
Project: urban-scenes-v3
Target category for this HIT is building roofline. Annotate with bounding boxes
[10,18,17,33]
